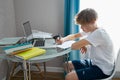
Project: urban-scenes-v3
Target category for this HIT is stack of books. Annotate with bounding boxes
[2,42,46,60]
[3,42,33,55]
[0,37,25,46]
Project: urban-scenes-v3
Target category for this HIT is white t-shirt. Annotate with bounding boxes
[84,28,115,75]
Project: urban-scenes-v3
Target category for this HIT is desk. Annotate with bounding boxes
[0,39,71,80]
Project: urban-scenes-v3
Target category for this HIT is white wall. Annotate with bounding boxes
[80,0,120,77]
[0,0,16,39]
[14,0,64,37]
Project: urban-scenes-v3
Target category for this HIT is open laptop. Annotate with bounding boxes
[22,21,45,47]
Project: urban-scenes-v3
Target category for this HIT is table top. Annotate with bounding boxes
[0,38,71,63]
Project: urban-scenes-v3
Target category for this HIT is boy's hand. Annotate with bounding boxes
[55,38,64,44]
[53,34,64,44]
[80,46,87,54]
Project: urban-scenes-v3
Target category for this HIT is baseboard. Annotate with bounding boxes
[32,66,64,72]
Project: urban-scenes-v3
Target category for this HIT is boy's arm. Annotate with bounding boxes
[62,33,82,42]
[71,39,90,50]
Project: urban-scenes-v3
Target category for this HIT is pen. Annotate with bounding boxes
[53,34,61,44]
[53,34,61,40]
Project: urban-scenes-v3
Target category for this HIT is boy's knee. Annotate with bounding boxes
[65,73,71,80]
[64,61,71,68]
[65,71,79,80]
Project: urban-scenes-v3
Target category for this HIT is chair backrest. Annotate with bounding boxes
[98,48,120,80]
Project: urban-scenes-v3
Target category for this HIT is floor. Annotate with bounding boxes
[10,70,120,80]
[113,79,120,80]
[10,70,64,80]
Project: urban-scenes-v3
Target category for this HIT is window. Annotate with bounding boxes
[80,0,120,54]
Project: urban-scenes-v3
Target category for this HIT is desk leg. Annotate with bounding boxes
[64,54,70,73]
[43,62,46,80]
[23,60,28,80]
[28,61,31,80]
[8,62,17,80]
[5,60,11,80]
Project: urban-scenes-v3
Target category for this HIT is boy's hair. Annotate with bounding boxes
[76,8,98,25]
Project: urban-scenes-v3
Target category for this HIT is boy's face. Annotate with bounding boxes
[80,23,93,33]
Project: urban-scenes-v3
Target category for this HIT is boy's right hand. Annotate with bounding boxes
[53,34,64,44]
[55,38,64,44]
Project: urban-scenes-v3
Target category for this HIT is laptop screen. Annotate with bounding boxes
[22,21,46,46]
[22,21,33,38]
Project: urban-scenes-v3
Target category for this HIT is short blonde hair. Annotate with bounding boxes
[75,8,98,25]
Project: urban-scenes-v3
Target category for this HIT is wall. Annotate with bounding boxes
[0,0,15,79]
[14,0,64,36]
[80,0,120,77]
[0,0,16,39]
[14,0,65,70]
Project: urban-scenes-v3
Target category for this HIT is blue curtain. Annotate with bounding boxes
[64,0,80,60]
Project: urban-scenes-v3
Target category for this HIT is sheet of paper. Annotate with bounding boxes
[32,31,53,38]
[39,45,57,49]
[57,40,75,49]
[39,40,75,49]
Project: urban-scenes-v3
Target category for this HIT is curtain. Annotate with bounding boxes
[64,0,80,60]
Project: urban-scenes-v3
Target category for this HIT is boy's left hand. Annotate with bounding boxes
[80,46,87,54]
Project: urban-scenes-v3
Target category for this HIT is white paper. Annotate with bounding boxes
[32,31,52,39]
[39,40,75,49]
[57,40,75,49]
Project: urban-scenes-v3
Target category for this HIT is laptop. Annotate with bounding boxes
[22,21,45,47]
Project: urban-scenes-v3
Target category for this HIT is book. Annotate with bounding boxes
[0,37,24,46]
[3,42,33,55]
[15,47,46,60]
[11,48,32,55]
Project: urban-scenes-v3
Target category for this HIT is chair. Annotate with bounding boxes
[98,48,120,80]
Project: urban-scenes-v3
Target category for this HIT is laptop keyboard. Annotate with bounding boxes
[33,39,45,47]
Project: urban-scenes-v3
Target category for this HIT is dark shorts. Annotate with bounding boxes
[72,59,109,80]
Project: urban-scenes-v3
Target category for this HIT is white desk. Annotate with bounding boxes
[0,38,71,80]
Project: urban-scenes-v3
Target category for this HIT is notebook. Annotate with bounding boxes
[22,21,47,47]
[0,37,24,46]
[15,47,46,60]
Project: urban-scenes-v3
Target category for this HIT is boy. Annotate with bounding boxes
[56,8,114,80]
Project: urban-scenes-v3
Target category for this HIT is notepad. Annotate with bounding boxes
[15,47,46,60]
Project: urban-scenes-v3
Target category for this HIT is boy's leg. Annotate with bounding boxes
[65,71,79,80]
[64,59,91,73]
[64,61,75,73]
[75,65,109,80]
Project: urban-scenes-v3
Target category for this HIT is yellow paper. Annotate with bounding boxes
[16,47,46,60]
